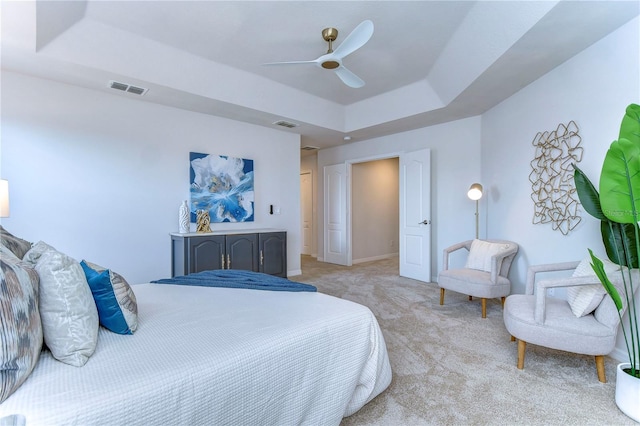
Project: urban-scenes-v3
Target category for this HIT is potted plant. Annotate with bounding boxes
[574,103,640,422]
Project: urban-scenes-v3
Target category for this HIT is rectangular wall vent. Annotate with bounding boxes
[273,120,299,128]
[109,80,148,96]
[301,146,319,151]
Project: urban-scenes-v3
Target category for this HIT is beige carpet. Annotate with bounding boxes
[296,256,636,426]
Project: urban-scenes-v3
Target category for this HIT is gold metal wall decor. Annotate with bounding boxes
[529,120,583,235]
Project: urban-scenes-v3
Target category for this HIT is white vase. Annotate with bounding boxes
[178,200,190,233]
[615,363,640,422]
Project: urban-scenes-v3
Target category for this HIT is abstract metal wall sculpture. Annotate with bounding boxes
[529,121,583,235]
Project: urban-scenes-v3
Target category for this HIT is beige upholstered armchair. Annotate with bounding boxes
[503,260,639,383]
[438,239,519,318]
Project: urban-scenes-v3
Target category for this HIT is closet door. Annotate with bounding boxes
[324,163,348,265]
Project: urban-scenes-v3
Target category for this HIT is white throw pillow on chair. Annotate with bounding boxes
[566,285,606,317]
[464,239,511,272]
[567,257,620,317]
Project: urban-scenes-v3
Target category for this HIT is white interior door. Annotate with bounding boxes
[399,149,431,281]
[300,171,312,255]
[324,163,349,265]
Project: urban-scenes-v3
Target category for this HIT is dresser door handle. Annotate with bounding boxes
[260,250,264,266]
[227,254,231,269]
[221,253,225,269]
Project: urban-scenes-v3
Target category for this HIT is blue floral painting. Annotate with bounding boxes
[189,152,254,223]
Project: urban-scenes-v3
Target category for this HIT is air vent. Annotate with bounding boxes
[109,80,148,96]
[301,146,319,151]
[273,120,299,129]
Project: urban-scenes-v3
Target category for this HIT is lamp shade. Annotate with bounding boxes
[467,183,483,201]
[0,179,9,217]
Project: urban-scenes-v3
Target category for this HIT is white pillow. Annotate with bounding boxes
[26,242,99,367]
[567,257,620,318]
[465,239,512,272]
[566,285,606,317]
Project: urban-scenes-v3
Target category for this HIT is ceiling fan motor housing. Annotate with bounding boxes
[321,60,340,69]
[321,27,340,69]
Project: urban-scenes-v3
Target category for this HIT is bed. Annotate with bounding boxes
[0,230,392,426]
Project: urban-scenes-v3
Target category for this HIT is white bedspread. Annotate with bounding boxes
[0,284,392,425]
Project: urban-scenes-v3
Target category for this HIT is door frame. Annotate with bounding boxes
[345,152,403,266]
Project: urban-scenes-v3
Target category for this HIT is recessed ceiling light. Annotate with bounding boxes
[343,135,352,141]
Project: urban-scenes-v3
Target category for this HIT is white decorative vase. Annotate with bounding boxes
[615,363,640,422]
[178,200,190,233]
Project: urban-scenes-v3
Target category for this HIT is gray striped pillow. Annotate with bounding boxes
[0,256,43,403]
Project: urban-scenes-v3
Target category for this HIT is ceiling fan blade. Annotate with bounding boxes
[335,66,365,88]
[263,60,319,66]
[332,20,374,59]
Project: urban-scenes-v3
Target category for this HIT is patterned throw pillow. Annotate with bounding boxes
[0,256,43,403]
[24,242,99,367]
[0,244,20,261]
[80,261,138,335]
[0,226,32,259]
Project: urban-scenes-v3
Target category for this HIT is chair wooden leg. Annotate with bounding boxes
[481,298,487,318]
[510,335,516,342]
[517,340,526,369]
[439,288,445,305]
[501,296,506,308]
[595,355,606,383]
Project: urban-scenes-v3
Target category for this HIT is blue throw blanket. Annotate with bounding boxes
[151,269,317,292]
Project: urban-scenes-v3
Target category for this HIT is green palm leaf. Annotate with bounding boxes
[619,103,640,144]
[599,138,640,224]
[574,164,606,220]
[589,249,623,311]
[602,221,640,268]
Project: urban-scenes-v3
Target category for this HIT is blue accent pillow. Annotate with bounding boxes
[80,261,138,335]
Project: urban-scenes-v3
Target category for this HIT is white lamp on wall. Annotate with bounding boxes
[0,179,9,218]
[467,183,483,239]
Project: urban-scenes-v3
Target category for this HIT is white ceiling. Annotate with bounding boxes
[2,1,638,154]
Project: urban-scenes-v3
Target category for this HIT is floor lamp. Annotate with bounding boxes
[467,183,483,239]
[0,179,9,218]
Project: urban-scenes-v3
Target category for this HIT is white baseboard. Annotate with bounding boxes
[609,346,628,363]
[287,269,302,277]
[353,253,399,264]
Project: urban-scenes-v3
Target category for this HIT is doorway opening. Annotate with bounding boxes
[351,158,399,264]
[323,149,432,282]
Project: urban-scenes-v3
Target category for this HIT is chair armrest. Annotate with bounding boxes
[442,240,472,271]
[489,245,519,283]
[525,261,581,295]
[534,275,602,324]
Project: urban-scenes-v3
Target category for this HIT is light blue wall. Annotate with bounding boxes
[481,16,640,293]
[0,72,302,283]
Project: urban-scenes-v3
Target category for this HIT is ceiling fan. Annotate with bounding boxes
[263,20,374,88]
